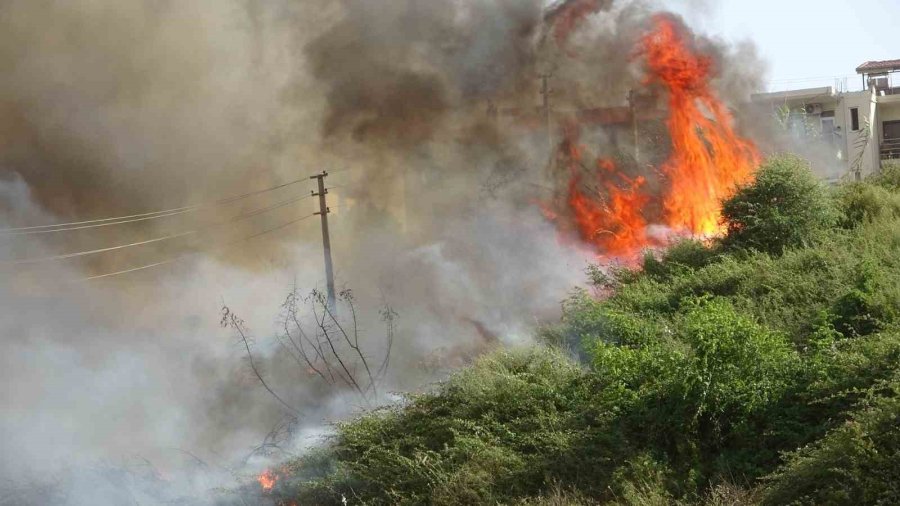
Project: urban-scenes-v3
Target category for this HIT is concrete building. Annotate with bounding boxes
[752,59,900,180]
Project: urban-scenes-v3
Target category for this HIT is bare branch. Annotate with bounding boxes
[330,290,377,396]
[377,304,397,381]
[243,415,299,464]
[281,291,331,383]
[311,291,369,403]
[309,294,340,385]
[221,306,300,417]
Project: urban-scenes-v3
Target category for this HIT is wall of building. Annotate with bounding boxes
[751,78,900,177]
[841,90,880,178]
[750,92,848,180]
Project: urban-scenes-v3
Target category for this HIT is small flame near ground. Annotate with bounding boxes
[258,469,278,492]
[550,14,760,259]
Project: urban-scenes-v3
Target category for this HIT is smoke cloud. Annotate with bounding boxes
[0,0,768,503]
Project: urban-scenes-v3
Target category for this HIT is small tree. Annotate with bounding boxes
[720,155,837,255]
[221,286,396,463]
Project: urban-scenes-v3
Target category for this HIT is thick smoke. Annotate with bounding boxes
[0,0,767,503]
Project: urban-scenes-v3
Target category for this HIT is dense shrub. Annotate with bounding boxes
[641,239,720,282]
[868,160,900,191]
[279,349,586,505]
[835,181,900,228]
[721,155,837,255]
[762,375,900,505]
[590,298,800,484]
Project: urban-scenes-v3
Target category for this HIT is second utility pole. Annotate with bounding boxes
[540,73,554,170]
[311,171,336,312]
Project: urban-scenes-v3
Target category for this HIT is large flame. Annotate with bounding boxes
[552,122,652,257]
[641,15,760,237]
[553,14,760,258]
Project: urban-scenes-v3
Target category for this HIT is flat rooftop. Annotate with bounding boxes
[751,86,835,103]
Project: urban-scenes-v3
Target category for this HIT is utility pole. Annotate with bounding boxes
[311,171,336,312]
[540,73,554,170]
[628,89,641,164]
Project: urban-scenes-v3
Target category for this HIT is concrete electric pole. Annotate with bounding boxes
[311,171,336,312]
[540,73,554,166]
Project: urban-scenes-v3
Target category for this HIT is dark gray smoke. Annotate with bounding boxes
[0,0,768,503]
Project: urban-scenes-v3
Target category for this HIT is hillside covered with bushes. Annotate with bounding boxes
[271,157,900,505]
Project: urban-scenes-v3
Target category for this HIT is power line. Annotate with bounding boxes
[2,192,314,265]
[0,178,309,235]
[80,213,317,282]
[6,230,198,266]
[3,207,203,237]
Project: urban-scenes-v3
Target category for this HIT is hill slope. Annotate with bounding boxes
[271,158,900,505]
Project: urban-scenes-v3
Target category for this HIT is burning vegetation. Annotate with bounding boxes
[0,0,789,504]
[268,149,900,506]
[550,15,761,259]
[257,469,278,492]
[643,16,761,237]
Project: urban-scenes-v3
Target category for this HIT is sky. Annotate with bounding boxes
[676,0,900,92]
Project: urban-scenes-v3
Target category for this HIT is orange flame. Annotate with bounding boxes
[258,469,277,492]
[568,162,651,257]
[557,122,651,257]
[552,15,760,259]
[640,15,760,237]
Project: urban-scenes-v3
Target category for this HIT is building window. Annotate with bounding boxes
[821,117,835,146]
[851,107,860,131]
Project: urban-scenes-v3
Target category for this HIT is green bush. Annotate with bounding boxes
[591,297,798,424]
[642,239,720,282]
[802,332,900,420]
[515,486,598,506]
[762,375,900,505]
[834,181,900,228]
[868,160,900,191]
[721,155,837,255]
[607,218,900,345]
[591,298,800,483]
[278,349,586,505]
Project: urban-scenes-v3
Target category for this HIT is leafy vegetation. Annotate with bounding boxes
[761,373,900,505]
[720,155,838,254]
[271,156,900,505]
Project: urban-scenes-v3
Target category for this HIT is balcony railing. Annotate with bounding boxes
[881,138,900,160]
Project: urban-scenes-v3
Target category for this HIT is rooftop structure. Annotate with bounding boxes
[752,59,900,180]
[856,59,900,97]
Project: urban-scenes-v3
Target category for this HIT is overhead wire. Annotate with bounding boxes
[1,169,345,279]
[79,212,318,282]
[0,177,309,235]
[2,191,315,266]
[6,230,199,266]
[3,207,206,236]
